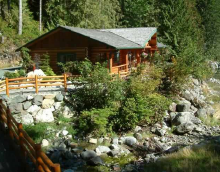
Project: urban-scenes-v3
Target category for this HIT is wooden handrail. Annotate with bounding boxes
[112,64,128,69]
[0,99,61,172]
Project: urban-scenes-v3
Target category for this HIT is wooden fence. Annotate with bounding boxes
[0,99,61,172]
[0,74,69,96]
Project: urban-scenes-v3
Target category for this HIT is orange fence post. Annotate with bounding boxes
[51,164,61,172]
[18,123,26,158]
[6,107,14,140]
[35,143,42,172]
[35,75,38,94]
[5,78,9,96]
[64,74,67,92]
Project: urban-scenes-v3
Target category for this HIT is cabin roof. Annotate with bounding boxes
[17,26,157,51]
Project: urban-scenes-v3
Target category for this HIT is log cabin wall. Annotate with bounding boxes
[28,29,115,73]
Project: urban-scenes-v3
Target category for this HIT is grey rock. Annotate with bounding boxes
[21,112,34,125]
[87,156,104,166]
[112,137,119,145]
[176,103,191,112]
[23,101,32,110]
[1,95,10,102]
[196,108,207,119]
[172,112,201,126]
[206,106,215,116]
[95,146,111,153]
[27,105,41,114]
[55,93,64,102]
[11,96,26,103]
[64,170,74,172]
[169,102,177,112]
[134,126,142,133]
[54,102,62,110]
[42,99,54,109]
[134,133,142,140]
[81,150,97,160]
[108,150,119,157]
[9,103,23,114]
[155,128,166,136]
[109,144,120,150]
[50,151,61,163]
[35,109,54,123]
[175,122,195,134]
[182,90,194,101]
[33,95,44,106]
[125,137,137,146]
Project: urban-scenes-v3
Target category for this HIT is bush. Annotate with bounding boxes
[21,47,33,72]
[4,69,26,79]
[40,53,55,76]
[78,108,115,136]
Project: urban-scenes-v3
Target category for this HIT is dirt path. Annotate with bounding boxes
[0,129,26,172]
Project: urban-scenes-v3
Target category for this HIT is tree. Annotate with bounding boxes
[18,0,22,35]
[39,0,42,33]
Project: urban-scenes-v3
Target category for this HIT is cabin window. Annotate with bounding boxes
[57,53,77,64]
[97,53,107,62]
[113,51,120,64]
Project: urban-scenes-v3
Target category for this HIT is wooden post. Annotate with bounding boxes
[108,53,113,73]
[64,74,67,92]
[5,78,9,96]
[35,143,42,172]
[136,50,141,64]
[7,107,14,140]
[51,164,61,172]
[35,75,38,94]
[125,52,129,72]
[18,123,26,158]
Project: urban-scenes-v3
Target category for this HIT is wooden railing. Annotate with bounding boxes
[0,74,71,96]
[0,99,61,172]
[111,64,128,74]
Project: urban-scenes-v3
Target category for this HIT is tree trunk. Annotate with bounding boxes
[39,0,42,33]
[7,0,11,12]
[18,0,22,35]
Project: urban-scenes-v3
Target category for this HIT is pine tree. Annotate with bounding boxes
[18,0,22,35]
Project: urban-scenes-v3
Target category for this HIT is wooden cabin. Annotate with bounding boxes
[17,26,158,74]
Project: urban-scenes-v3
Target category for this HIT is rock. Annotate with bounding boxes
[96,146,111,153]
[1,95,10,102]
[192,78,200,86]
[27,95,34,100]
[134,126,142,133]
[42,99,55,109]
[63,106,74,118]
[11,96,26,103]
[9,103,23,114]
[33,95,44,106]
[206,106,215,116]
[64,170,74,172]
[62,130,69,136]
[109,144,120,150]
[176,102,191,112]
[35,109,54,123]
[44,94,55,99]
[87,156,104,166]
[55,93,63,102]
[134,133,142,140]
[172,112,201,126]
[54,102,62,110]
[175,122,195,134]
[98,138,104,144]
[112,137,119,145]
[155,128,166,136]
[89,138,97,144]
[108,150,119,157]
[27,69,46,78]
[50,151,61,163]
[81,150,97,160]
[196,108,207,119]
[42,139,49,147]
[23,101,32,110]
[27,105,41,114]
[21,113,34,125]
[169,102,177,112]
[182,90,194,101]
[125,137,137,146]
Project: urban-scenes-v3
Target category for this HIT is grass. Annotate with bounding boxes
[143,143,220,172]
[201,116,220,127]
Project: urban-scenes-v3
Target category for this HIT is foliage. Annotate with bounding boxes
[4,69,26,79]
[20,47,33,72]
[78,108,115,136]
[40,53,55,76]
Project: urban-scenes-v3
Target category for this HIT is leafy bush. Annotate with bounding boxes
[4,69,26,79]
[40,53,55,76]
[21,47,33,72]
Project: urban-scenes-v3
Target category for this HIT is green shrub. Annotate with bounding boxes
[78,108,115,136]
[40,53,55,76]
[21,47,33,72]
[4,69,26,79]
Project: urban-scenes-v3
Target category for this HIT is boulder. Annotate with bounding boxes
[95,146,111,154]
[87,156,104,166]
[134,126,142,133]
[196,108,207,119]
[27,95,34,100]
[155,128,166,136]
[182,90,194,101]
[81,150,97,160]
[42,139,49,147]
[169,102,177,112]
[27,105,41,114]
[42,99,55,109]
[27,69,46,78]
[63,106,74,118]
[134,133,142,140]
[108,150,120,157]
[109,144,120,150]
[112,137,119,145]
[11,96,26,103]
[33,95,44,106]
[172,112,201,126]
[23,101,32,110]
[89,138,97,144]
[55,93,63,102]
[62,130,68,136]
[175,122,195,134]
[35,109,54,123]
[9,103,23,114]
[125,137,137,146]
[206,106,215,116]
[54,102,62,110]
[44,94,56,99]
[21,112,34,125]
[176,103,191,112]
